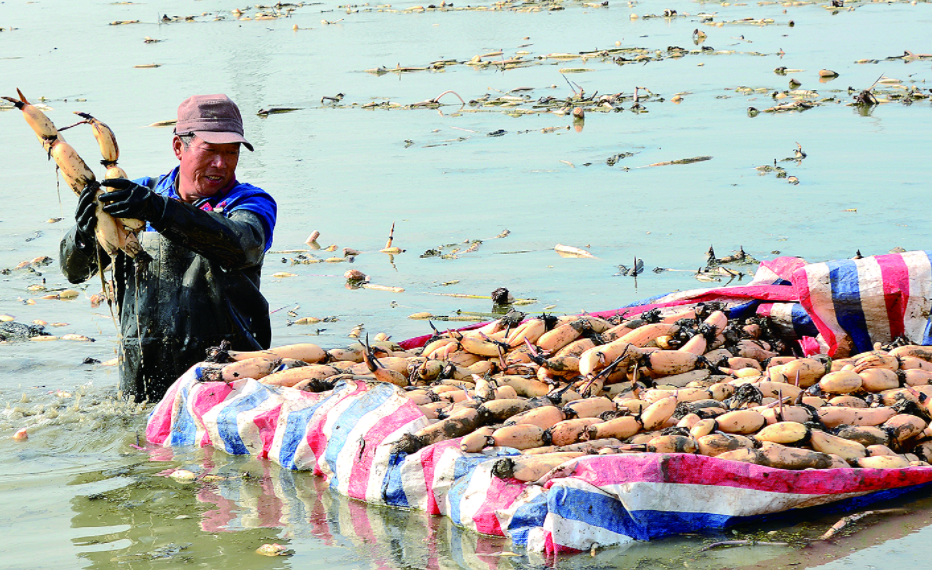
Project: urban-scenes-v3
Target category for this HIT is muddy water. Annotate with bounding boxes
[2,0,932,568]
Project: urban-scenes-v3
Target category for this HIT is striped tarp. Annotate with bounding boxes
[148,373,549,536]
[795,251,932,356]
[528,454,932,553]
[146,251,932,554]
[147,373,932,554]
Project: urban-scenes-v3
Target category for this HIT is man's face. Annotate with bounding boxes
[173,135,240,203]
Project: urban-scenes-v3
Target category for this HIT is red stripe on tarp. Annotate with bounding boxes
[799,336,822,356]
[191,382,235,447]
[472,476,526,536]
[586,286,800,321]
[794,267,838,354]
[544,530,584,556]
[146,376,184,444]
[671,285,799,303]
[346,402,425,500]
[756,303,775,317]
[419,440,462,515]
[561,454,932,496]
[876,253,909,340]
[253,405,282,459]
[760,257,809,282]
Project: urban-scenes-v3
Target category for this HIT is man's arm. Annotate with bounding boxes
[96,178,270,270]
[153,200,268,270]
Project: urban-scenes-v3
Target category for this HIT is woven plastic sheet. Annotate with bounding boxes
[146,252,932,554]
[147,372,932,554]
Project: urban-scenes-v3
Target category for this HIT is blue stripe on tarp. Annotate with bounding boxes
[627,510,738,539]
[548,484,648,540]
[452,449,516,481]
[278,401,328,470]
[192,365,212,382]
[923,320,932,346]
[446,462,483,526]
[549,480,932,544]
[827,259,873,354]
[216,385,270,455]
[381,451,410,508]
[791,302,819,338]
[921,252,932,345]
[725,300,760,321]
[170,384,197,446]
[621,293,669,309]
[322,382,396,489]
[505,492,549,546]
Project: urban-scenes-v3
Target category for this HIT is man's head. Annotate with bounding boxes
[172,94,253,203]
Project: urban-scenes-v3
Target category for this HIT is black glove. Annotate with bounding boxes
[98,178,168,223]
[75,183,99,238]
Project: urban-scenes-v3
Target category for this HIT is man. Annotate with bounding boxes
[60,94,277,402]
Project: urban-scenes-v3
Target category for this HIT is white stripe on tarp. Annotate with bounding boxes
[365,418,428,505]
[545,512,637,551]
[902,251,932,342]
[331,389,410,497]
[236,385,282,456]
[199,379,261,453]
[747,265,782,286]
[599,481,872,516]
[856,256,891,345]
[525,527,548,553]
[432,446,474,518]
[314,384,371,481]
[398,446,431,511]
[289,385,362,472]
[449,459,497,532]
[267,394,325,467]
[186,382,211,447]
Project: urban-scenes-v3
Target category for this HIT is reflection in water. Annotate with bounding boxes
[64,442,501,569]
[60,437,932,570]
[54,431,932,570]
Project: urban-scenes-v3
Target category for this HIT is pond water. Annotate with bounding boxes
[2,0,932,568]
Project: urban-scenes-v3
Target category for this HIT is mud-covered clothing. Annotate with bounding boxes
[60,167,277,401]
